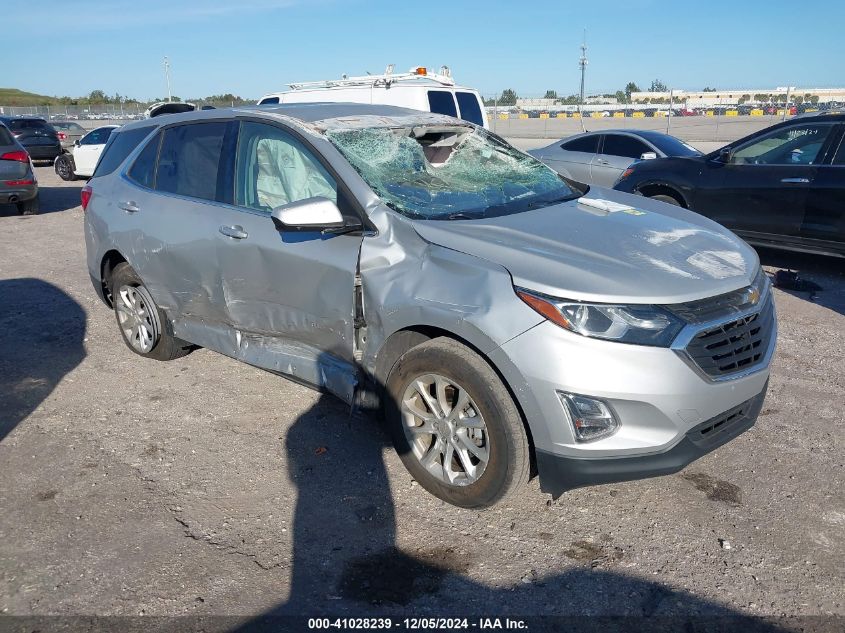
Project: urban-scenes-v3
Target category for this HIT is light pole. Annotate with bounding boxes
[578,29,587,133]
[164,56,172,103]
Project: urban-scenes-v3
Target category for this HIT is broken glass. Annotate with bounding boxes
[327,126,580,220]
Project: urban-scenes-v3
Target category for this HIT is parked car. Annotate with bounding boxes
[529,130,701,186]
[54,125,119,181]
[84,104,774,508]
[0,116,62,163]
[0,122,39,215]
[614,112,845,257]
[50,120,88,149]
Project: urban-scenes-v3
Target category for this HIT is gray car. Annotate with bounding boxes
[529,130,701,186]
[83,104,775,508]
[0,122,38,215]
[50,120,87,150]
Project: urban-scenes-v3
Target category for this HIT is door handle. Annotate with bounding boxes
[119,200,139,213]
[596,158,610,165]
[219,225,248,239]
[780,177,810,184]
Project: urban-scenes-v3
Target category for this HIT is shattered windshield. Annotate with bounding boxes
[326,126,582,220]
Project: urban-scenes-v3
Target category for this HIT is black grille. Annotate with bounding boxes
[684,295,774,378]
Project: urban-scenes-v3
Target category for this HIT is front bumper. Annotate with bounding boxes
[535,382,767,496]
[488,305,774,495]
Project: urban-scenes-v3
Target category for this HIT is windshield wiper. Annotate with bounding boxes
[525,193,581,210]
[446,212,484,221]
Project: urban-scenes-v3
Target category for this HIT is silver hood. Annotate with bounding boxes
[411,187,759,304]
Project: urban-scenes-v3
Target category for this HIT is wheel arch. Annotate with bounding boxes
[371,325,538,477]
[634,181,690,208]
[99,249,128,307]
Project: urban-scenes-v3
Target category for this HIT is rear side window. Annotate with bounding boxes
[0,125,13,145]
[127,131,162,188]
[155,122,228,201]
[259,97,280,104]
[601,134,651,159]
[427,91,457,117]
[92,126,156,178]
[7,119,51,132]
[456,92,484,126]
[562,135,599,153]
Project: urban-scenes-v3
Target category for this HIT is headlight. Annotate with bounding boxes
[516,288,685,347]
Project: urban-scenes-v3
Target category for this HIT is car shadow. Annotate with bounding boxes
[756,247,845,316]
[0,278,87,442]
[0,184,83,217]
[229,352,790,632]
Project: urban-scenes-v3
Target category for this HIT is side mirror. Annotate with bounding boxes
[271,196,345,232]
[639,151,658,160]
[718,147,733,163]
[73,139,81,147]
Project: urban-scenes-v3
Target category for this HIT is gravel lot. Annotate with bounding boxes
[0,166,843,628]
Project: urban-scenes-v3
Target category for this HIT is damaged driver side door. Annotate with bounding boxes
[213,120,365,402]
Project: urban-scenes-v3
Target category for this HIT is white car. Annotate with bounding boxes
[54,125,119,181]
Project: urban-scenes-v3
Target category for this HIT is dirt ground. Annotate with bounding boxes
[0,167,843,629]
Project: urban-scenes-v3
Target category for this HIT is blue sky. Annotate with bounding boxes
[6,0,843,100]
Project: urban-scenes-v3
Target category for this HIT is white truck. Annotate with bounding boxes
[258,65,489,129]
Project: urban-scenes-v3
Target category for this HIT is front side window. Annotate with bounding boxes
[832,135,845,165]
[427,91,458,118]
[601,134,650,159]
[327,125,580,220]
[235,121,337,213]
[156,121,228,201]
[259,97,280,105]
[456,92,484,126]
[731,123,835,165]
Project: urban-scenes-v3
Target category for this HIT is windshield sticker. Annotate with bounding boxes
[578,197,645,216]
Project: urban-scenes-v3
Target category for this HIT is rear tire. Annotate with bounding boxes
[385,337,530,508]
[55,155,76,181]
[17,196,39,215]
[111,263,190,361]
[649,193,682,206]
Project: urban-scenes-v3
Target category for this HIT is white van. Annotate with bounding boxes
[258,65,489,129]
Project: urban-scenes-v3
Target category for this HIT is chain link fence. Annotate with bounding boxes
[481,91,843,146]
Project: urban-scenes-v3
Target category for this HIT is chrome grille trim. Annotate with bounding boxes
[671,277,776,382]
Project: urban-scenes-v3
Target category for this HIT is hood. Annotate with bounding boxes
[411,187,759,304]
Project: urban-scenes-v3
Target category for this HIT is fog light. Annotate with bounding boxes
[558,392,619,442]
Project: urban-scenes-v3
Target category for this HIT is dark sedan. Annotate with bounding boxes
[0,116,62,163]
[614,113,845,257]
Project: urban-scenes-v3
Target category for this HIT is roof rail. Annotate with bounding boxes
[288,64,455,90]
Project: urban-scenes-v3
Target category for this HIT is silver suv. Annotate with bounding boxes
[83,104,776,508]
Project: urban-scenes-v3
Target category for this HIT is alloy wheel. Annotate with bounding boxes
[115,284,160,353]
[400,373,490,486]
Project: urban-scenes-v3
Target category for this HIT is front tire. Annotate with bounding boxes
[649,193,682,206]
[385,337,530,508]
[111,263,189,361]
